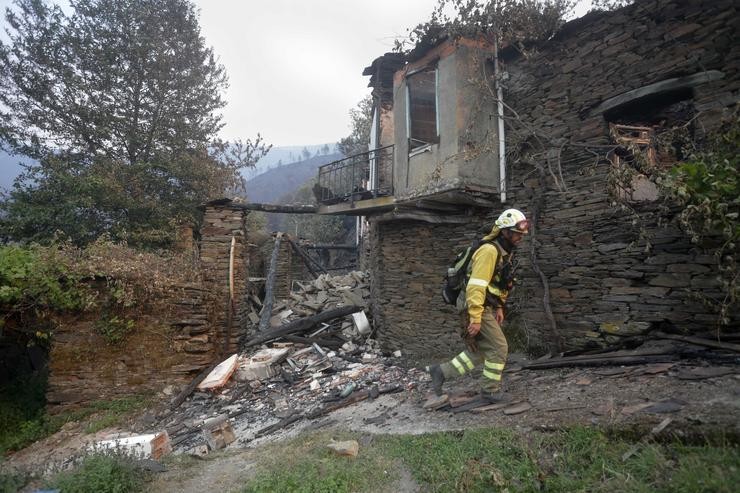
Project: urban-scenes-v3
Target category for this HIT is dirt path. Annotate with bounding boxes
[149,357,739,493]
[7,354,739,493]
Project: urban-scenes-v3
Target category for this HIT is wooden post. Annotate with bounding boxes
[258,233,282,332]
[223,236,236,354]
[287,236,328,277]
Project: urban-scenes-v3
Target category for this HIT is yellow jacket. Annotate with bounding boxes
[465,242,510,323]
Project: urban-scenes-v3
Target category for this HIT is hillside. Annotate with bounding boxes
[244,152,341,204]
[243,144,337,180]
[0,151,29,191]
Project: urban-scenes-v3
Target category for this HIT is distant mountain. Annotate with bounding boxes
[244,143,337,180]
[0,145,341,199]
[0,151,29,191]
[244,153,341,204]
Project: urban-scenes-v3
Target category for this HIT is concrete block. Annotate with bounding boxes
[235,348,290,381]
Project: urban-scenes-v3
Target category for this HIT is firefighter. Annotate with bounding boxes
[427,208,529,402]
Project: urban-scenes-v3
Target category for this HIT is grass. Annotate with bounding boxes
[0,370,150,456]
[0,468,26,493]
[242,432,398,493]
[240,427,740,493]
[45,453,147,493]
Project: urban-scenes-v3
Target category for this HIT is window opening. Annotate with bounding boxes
[407,68,438,152]
[605,88,695,202]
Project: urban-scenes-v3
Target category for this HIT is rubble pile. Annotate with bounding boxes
[151,340,424,454]
[145,271,421,455]
[244,271,370,330]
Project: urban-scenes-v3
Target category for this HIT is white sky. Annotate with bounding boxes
[193,0,439,146]
[1,0,595,148]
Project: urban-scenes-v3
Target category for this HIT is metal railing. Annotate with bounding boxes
[316,145,394,205]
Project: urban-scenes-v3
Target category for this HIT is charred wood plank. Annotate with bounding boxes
[254,413,304,438]
[306,389,371,419]
[282,334,344,348]
[169,363,217,410]
[522,354,676,370]
[286,236,327,277]
[258,233,283,332]
[653,332,740,353]
[244,305,360,348]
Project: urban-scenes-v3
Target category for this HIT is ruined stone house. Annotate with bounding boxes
[313,0,739,363]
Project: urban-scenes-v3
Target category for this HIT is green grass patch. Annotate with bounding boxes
[82,395,150,434]
[240,427,739,493]
[0,468,27,493]
[45,454,147,493]
[242,432,399,493]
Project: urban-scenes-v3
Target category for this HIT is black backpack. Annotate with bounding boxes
[441,240,518,305]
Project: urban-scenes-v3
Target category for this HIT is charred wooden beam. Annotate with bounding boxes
[203,198,317,214]
[169,362,217,410]
[258,233,282,332]
[653,332,740,353]
[522,354,677,370]
[286,236,328,277]
[304,244,358,250]
[244,305,360,348]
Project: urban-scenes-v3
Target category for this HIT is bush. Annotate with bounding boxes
[0,245,86,316]
[47,454,147,493]
[659,119,739,324]
[0,469,26,493]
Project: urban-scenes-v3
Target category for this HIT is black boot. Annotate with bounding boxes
[426,364,445,396]
[481,389,507,403]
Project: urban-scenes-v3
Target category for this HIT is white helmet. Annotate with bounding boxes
[495,208,529,234]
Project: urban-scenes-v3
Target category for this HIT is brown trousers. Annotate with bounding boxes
[439,306,508,392]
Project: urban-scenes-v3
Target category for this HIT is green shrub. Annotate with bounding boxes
[659,119,739,324]
[47,454,147,493]
[0,469,27,493]
[0,246,86,314]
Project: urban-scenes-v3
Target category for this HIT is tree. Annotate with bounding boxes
[301,147,311,160]
[395,1,575,56]
[321,144,330,155]
[0,0,268,247]
[337,96,373,158]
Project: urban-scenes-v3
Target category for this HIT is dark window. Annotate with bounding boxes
[407,68,438,151]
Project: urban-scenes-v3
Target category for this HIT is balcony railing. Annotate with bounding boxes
[316,145,394,205]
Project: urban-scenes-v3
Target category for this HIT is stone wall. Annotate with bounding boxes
[501,0,739,350]
[47,202,253,410]
[368,213,494,363]
[47,284,200,410]
[198,204,250,357]
[369,0,739,362]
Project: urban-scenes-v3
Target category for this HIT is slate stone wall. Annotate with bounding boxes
[47,285,200,411]
[370,0,739,362]
[47,204,252,410]
[368,213,494,364]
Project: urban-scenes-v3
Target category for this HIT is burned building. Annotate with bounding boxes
[313,0,739,362]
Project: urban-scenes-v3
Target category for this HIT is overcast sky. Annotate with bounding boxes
[193,0,439,146]
[1,0,594,149]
